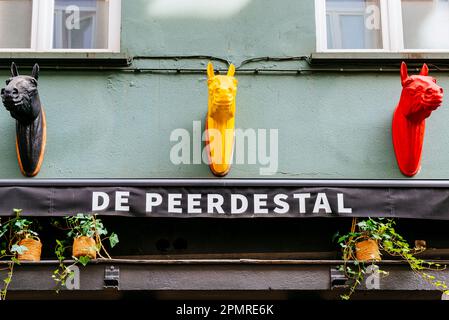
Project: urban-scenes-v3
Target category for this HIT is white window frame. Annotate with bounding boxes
[315,0,449,53]
[0,0,121,53]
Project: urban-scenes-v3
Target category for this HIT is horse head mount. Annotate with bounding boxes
[205,62,238,177]
[2,63,41,124]
[1,62,46,177]
[399,62,443,123]
[393,62,444,177]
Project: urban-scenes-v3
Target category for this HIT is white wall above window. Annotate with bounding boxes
[315,0,449,53]
[0,0,121,53]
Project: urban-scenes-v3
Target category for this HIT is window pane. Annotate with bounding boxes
[402,0,449,50]
[0,0,32,48]
[53,0,109,49]
[325,0,383,49]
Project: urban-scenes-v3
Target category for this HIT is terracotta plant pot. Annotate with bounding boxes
[355,239,381,262]
[17,238,42,262]
[73,236,97,259]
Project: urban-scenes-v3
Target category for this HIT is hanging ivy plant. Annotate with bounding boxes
[51,213,119,292]
[335,218,449,300]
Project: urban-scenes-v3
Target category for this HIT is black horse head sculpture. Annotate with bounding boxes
[1,62,46,177]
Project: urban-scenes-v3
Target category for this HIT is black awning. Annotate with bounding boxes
[0,179,448,219]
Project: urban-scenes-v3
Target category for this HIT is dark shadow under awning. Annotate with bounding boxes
[0,179,448,219]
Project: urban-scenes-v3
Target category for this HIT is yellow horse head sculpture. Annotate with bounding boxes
[205,62,238,177]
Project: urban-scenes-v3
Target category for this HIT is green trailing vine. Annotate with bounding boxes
[0,209,40,300]
[335,218,449,300]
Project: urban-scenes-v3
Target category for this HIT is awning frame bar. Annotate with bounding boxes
[0,179,448,188]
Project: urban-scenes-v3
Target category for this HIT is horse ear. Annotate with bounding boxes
[420,63,429,76]
[11,62,19,77]
[207,62,215,79]
[400,61,408,85]
[32,63,39,81]
[227,64,236,77]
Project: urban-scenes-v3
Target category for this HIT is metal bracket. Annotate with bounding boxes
[104,266,120,289]
[330,267,349,289]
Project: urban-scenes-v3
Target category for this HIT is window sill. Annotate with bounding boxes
[0,52,131,68]
[310,52,449,66]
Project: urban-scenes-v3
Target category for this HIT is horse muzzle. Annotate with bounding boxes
[1,95,22,111]
[213,97,234,107]
[423,94,443,110]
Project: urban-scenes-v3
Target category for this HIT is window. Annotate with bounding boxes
[315,0,449,52]
[0,0,121,52]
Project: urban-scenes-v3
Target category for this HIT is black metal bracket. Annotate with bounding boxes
[0,53,131,69]
[104,266,120,289]
[330,267,349,289]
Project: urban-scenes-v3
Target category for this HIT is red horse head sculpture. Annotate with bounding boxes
[392,62,444,177]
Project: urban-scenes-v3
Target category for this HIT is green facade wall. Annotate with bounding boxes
[1,0,448,179]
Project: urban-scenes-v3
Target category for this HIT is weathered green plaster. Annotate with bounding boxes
[1,0,448,179]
